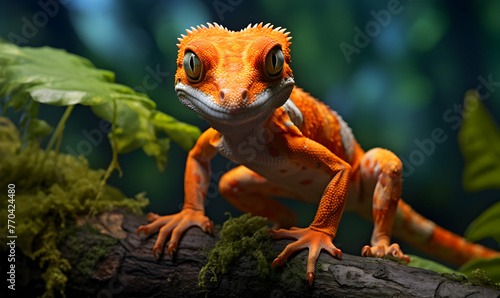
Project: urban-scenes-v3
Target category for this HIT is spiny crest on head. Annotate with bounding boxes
[241,22,292,44]
[176,22,292,48]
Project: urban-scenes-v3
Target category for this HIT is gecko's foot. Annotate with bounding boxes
[137,209,213,259]
[269,227,342,286]
[361,243,410,263]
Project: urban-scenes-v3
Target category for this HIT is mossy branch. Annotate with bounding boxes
[12,209,500,297]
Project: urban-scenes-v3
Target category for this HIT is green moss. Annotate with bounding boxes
[198,213,275,288]
[0,118,149,297]
[59,224,118,279]
[198,213,311,294]
[442,273,468,283]
[442,270,500,290]
[468,269,500,290]
[279,259,308,290]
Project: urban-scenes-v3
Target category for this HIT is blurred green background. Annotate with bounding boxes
[1,0,499,260]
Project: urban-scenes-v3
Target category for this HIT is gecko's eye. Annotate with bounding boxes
[264,46,284,79]
[183,51,202,82]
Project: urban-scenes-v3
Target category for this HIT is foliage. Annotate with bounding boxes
[0,37,203,297]
[407,254,462,275]
[198,213,274,288]
[456,90,500,283]
[458,90,500,192]
[0,117,149,297]
[459,259,500,288]
[404,90,500,284]
[0,39,201,171]
[465,201,500,245]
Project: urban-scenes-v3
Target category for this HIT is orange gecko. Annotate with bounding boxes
[137,23,499,285]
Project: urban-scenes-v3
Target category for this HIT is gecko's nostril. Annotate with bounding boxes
[241,89,248,102]
[219,90,226,101]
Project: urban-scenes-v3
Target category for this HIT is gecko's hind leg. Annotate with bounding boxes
[219,165,297,228]
[359,148,410,263]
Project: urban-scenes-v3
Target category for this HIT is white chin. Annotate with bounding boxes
[175,78,294,125]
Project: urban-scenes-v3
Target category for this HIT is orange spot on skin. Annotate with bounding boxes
[229,180,239,187]
[364,159,371,167]
[194,174,201,183]
[300,179,313,185]
[269,147,279,157]
[380,176,387,187]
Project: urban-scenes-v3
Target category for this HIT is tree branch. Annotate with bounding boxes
[16,208,500,297]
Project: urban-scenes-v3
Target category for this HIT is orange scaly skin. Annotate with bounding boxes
[137,23,499,285]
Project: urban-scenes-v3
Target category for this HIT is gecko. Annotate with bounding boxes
[137,22,499,285]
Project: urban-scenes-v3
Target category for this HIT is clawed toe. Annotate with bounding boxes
[153,245,162,259]
[361,243,410,263]
[136,209,214,261]
[269,227,340,286]
[137,226,148,236]
[146,212,160,222]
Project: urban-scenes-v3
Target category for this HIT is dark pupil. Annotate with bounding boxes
[189,56,195,71]
[272,51,277,68]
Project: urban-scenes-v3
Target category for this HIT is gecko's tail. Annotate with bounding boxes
[392,200,499,265]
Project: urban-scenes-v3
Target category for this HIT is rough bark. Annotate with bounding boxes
[17,209,500,297]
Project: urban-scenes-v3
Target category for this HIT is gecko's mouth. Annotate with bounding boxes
[175,77,295,125]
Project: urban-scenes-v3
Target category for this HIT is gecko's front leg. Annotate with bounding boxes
[137,128,219,259]
[267,114,350,286]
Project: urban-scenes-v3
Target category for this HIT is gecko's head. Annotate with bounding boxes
[174,23,294,126]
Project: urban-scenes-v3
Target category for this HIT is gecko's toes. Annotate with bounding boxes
[361,243,410,264]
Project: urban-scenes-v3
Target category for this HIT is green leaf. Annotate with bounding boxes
[19,100,53,144]
[151,110,201,151]
[143,138,170,172]
[458,90,500,191]
[407,254,462,275]
[0,40,201,170]
[30,118,53,138]
[91,99,199,171]
[464,201,500,245]
[459,257,500,283]
[0,39,155,108]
